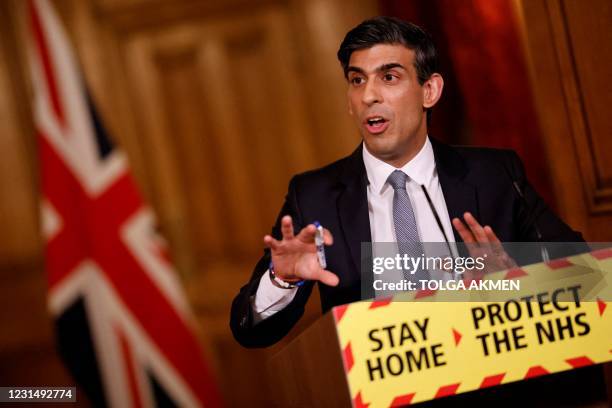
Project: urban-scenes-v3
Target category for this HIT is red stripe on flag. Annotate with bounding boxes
[118,328,143,408]
[30,1,223,404]
[389,393,415,407]
[93,183,221,406]
[39,132,89,287]
[151,240,173,267]
[434,383,460,398]
[29,0,65,129]
[479,373,505,389]
[39,136,222,406]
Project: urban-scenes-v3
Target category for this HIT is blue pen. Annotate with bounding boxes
[313,221,327,269]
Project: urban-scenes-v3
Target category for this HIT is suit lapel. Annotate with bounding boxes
[335,140,478,281]
[431,138,479,243]
[336,145,372,282]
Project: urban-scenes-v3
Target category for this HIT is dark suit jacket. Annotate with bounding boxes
[230,139,583,348]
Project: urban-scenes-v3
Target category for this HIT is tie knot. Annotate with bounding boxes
[387,170,408,190]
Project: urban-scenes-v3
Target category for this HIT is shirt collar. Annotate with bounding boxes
[362,136,436,195]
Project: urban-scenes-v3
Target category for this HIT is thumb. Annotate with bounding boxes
[318,269,339,287]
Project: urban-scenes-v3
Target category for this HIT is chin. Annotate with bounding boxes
[364,139,399,161]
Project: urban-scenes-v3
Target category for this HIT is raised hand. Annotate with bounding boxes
[263,215,339,287]
[452,212,517,276]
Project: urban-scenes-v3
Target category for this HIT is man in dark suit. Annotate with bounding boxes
[230,16,582,349]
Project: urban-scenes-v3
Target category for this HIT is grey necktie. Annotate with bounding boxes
[387,170,428,282]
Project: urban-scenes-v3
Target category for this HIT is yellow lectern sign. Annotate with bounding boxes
[332,249,612,407]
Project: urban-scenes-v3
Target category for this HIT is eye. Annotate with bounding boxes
[350,76,365,85]
[383,73,398,82]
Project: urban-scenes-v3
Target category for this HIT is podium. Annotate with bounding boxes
[269,312,351,407]
[269,249,612,407]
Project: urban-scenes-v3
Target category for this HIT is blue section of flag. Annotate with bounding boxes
[85,92,114,159]
[56,298,108,407]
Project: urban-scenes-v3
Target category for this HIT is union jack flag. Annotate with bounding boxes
[27,0,222,406]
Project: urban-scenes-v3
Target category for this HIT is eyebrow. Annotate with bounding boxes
[346,63,407,76]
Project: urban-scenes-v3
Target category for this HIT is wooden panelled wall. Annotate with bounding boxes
[1,0,611,405]
[1,0,376,406]
[516,0,612,240]
[515,1,612,393]
[0,0,75,392]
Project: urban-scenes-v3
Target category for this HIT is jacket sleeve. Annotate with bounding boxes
[505,150,584,242]
[229,176,316,348]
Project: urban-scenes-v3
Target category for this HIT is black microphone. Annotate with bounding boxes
[420,185,451,245]
[420,185,458,277]
[504,166,550,262]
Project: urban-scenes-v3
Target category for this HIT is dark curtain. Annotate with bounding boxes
[381,0,555,208]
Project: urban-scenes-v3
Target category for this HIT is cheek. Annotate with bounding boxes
[346,92,354,115]
[391,90,423,116]
[347,96,361,119]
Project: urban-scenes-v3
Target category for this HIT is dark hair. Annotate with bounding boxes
[337,16,438,85]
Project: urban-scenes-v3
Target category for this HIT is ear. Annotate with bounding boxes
[422,73,444,109]
[347,97,354,117]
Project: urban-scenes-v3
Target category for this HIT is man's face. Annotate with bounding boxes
[346,44,432,166]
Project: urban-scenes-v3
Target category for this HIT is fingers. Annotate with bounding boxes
[263,235,280,250]
[456,218,516,271]
[323,228,334,245]
[452,217,475,243]
[301,225,334,245]
[280,215,295,240]
[264,220,336,284]
[483,225,500,243]
[453,213,494,244]
[296,224,317,243]
[463,212,488,242]
[485,227,516,268]
[296,224,335,245]
[276,217,335,246]
[484,225,505,256]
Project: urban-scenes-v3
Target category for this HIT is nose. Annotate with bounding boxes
[362,79,382,106]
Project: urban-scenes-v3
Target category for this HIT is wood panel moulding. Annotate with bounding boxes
[121,5,324,268]
[546,0,612,214]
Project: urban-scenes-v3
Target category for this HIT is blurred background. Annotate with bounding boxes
[0,0,611,406]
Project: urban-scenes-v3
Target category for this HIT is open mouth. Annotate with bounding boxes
[365,116,389,134]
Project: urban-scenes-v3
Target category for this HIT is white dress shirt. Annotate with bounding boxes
[250,137,455,323]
